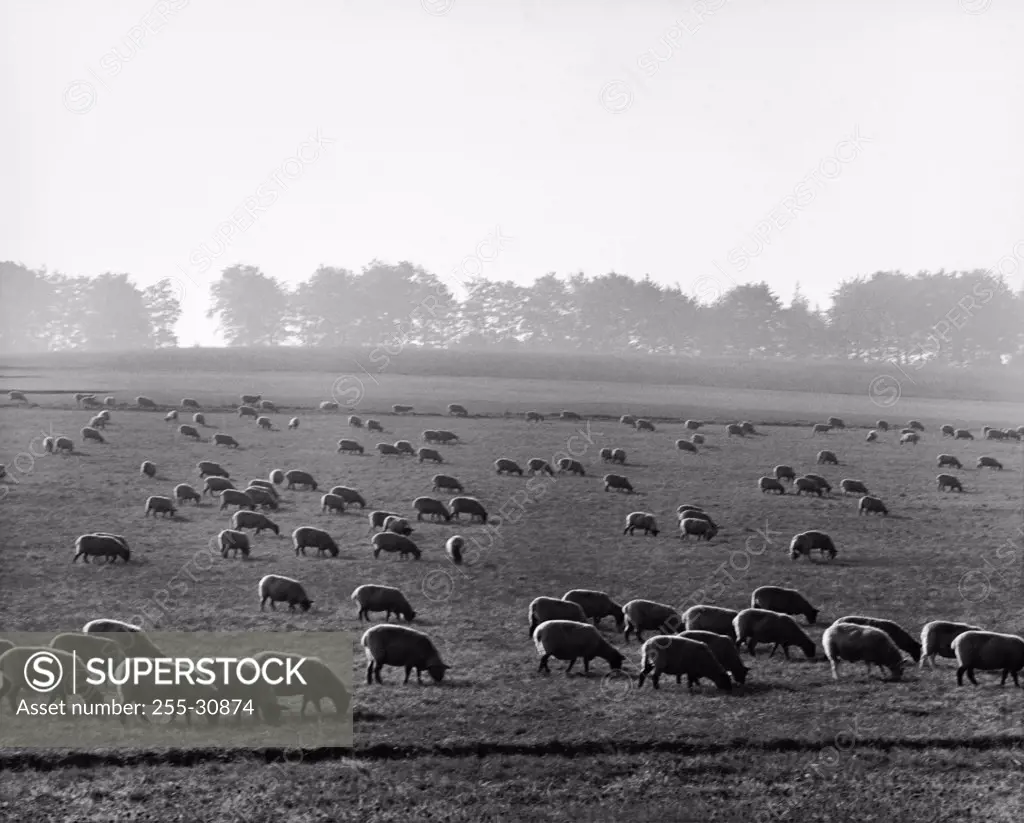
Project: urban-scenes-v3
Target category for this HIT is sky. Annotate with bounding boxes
[3,0,1024,346]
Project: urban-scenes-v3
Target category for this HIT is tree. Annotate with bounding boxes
[73,273,152,351]
[288,266,357,346]
[0,262,57,352]
[143,279,182,348]
[208,266,289,346]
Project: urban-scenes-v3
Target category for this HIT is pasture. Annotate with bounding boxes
[1,364,1023,821]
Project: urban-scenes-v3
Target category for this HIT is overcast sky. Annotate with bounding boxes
[4,0,1023,345]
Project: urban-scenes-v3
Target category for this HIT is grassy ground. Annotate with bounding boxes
[1,364,1022,820]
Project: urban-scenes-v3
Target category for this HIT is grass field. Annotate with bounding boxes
[1,359,1023,820]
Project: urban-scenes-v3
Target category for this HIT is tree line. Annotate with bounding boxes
[2,259,1022,366]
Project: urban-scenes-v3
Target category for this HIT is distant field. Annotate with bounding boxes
[1,361,1022,819]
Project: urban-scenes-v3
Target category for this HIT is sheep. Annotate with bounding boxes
[940,424,955,437]
[321,493,346,514]
[241,394,262,405]
[450,496,488,523]
[676,439,698,453]
[371,532,421,560]
[953,631,1024,687]
[937,473,963,492]
[0,646,104,711]
[202,476,235,496]
[352,584,415,623]
[1005,428,1022,441]
[104,396,116,406]
[89,415,107,430]
[284,469,318,491]
[677,630,749,684]
[638,635,732,691]
[244,486,279,510]
[256,416,275,430]
[54,436,74,454]
[610,448,627,465]
[422,429,440,443]
[774,465,796,483]
[428,474,463,495]
[320,400,339,411]
[832,615,921,663]
[270,468,284,485]
[43,436,54,453]
[758,476,786,495]
[219,489,255,512]
[676,508,715,527]
[412,496,451,522]
[448,403,469,417]
[193,412,206,426]
[178,424,201,440]
[827,416,845,429]
[219,529,251,558]
[73,533,131,563]
[865,430,878,442]
[50,633,126,676]
[135,396,156,408]
[562,589,625,629]
[937,454,962,470]
[986,429,1006,441]
[417,447,443,463]
[8,390,27,402]
[204,657,282,725]
[329,486,366,508]
[528,597,588,635]
[823,622,904,680]
[751,586,818,625]
[908,419,925,431]
[840,478,868,496]
[900,432,920,445]
[679,518,719,541]
[96,409,111,422]
[954,428,974,440]
[376,442,401,457]
[251,651,348,716]
[876,420,889,431]
[920,620,985,668]
[682,605,739,641]
[726,423,745,437]
[367,419,384,433]
[525,410,545,423]
[804,473,832,494]
[900,427,915,435]
[446,535,465,564]
[789,530,837,561]
[623,599,682,643]
[140,461,157,478]
[174,483,201,506]
[977,456,1003,470]
[348,415,363,428]
[623,512,660,536]
[180,397,200,409]
[259,400,277,412]
[858,495,888,516]
[238,405,258,419]
[794,476,825,497]
[559,410,582,421]
[635,418,656,432]
[363,624,449,684]
[394,440,415,455]
[213,432,240,448]
[197,461,229,478]
[165,410,179,422]
[246,478,279,497]
[685,419,702,430]
[259,574,312,611]
[692,434,705,445]
[533,619,625,675]
[812,423,831,436]
[337,438,365,454]
[293,526,339,557]
[494,458,524,476]
[620,414,637,426]
[392,404,414,414]
[433,430,460,444]
[383,515,414,536]
[232,510,280,536]
[78,426,105,444]
[144,495,177,518]
[603,473,633,493]
[816,450,838,466]
[734,608,816,659]
[557,457,587,475]
[740,421,757,434]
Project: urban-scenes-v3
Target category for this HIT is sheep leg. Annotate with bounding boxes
[830,660,840,680]
[768,644,777,658]
[651,672,660,689]
[403,666,413,684]
[966,667,978,686]
[956,666,967,686]
[782,645,792,661]
[565,658,576,674]
[538,654,550,673]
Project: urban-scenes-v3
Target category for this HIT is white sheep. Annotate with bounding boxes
[82,620,164,657]
[352,584,416,622]
[833,615,921,663]
[682,604,739,641]
[622,599,682,642]
[321,493,347,515]
[73,533,130,563]
[382,515,414,536]
[288,417,300,429]
[218,529,251,558]
[164,410,178,422]
[562,589,624,629]
[919,620,985,668]
[533,619,625,674]
[232,510,280,536]
[362,624,449,684]
[637,635,732,691]
[733,608,816,659]
[679,517,718,541]
[751,586,819,624]
[677,630,748,684]
[203,476,235,496]
[292,526,339,557]
[140,461,157,478]
[259,574,312,611]
[952,630,1024,686]
[218,489,255,511]
[371,532,421,560]
[623,511,660,536]
[251,651,349,715]
[256,415,275,430]
[446,535,465,564]
[528,596,588,635]
[858,495,888,516]
[758,476,786,495]
[144,495,176,518]
[789,530,837,560]
[0,646,104,711]
[823,622,904,680]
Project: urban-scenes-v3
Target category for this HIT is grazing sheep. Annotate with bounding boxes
[623,599,681,643]
[751,586,818,625]
[412,496,451,522]
[941,424,955,437]
[685,419,702,430]
[677,630,748,684]
[433,430,459,444]
[634,418,656,432]
[676,439,698,453]
[495,458,524,476]
[740,421,757,434]
[610,448,627,465]
[900,428,916,435]
[42,436,54,453]
[219,489,255,511]
[827,416,845,429]
[446,535,465,564]
[349,415,363,428]
[394,440,415,455]
[219,529,251,558]
[89,415,107,430]
[804,473,832,494]
[367,419,383,433]
[54,436,74,454]
[259,400,277,412]
[816,449,838,465]
[363,624,448,684]
[448,403,469,417]
[337,439,365,454]
[284,469,318,491]
[603,473,634,493]
[197,461,229,478]
[920,621,985,668]
[0,646,104,711]
[557,457,586,475]
[620,414,637,426]
[840,478,869,496]
[682,605,739,641]
[382,515,414,536]
[50,633,125,673]
[726,423,745,437]
[181,397,200,409]
[533,620,625,675]
[247,478,279,497]
[677,509,716,527]
[256,416,275,430]
[136,396,156,408]
[193,412,206,426]
[824,622,904,680]
[908,420,924,432]
[250,651,347,717]
[178,424,201,440]
[692,434,705,445]
[794,476,825,497]
[833,616,921,662]
[213,433,240,448]
[876,420,889,431]
[733,608,816,659]
[562,589,625,629]
[528,596,588,635]
[232,511,280,536]
[679,518,718,541]
[165,410,179,422]
[9,390,27,402]
[638,636,732,691]
[140,461,157,478]
[202,476,235,496]
[1005,428,1021,441]
[352,584,415,622]
[259,574,312,611]
[789,530,837,561]
[774,465,796,483]
[241,394,262,405]
[525,411,545,423]
[422,429,441,443]
[244,486,279,510]
[865,430,878,442]
[321,493,347,514]
[320,400,339,411]
[977,456,1003,470]
[900,432,920,445]
[372,532,421,560]
[238,405,258,419]
[450,496,488,523]
[79,426,104,444]
[292,526,339,558]
[330,486,366,508]
[953,631,1024,686]
[144,496,176,518]
[858,495,888,516]
[376,443,401,457]
[417,447,443,463]
[954,428,974,440]
[73,533,130,563]
[527,458,555,476]
[812,423,831,436]
[758,476,786,495]
[985,428,1005,441]
[937,454,962,469]
[174,483,201,506]
[392,404,414,414]
[269,468,285,485]
[936,473,963,492]
[623,512,660,536]
[560,410,582,421]
[104,396,115,406]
